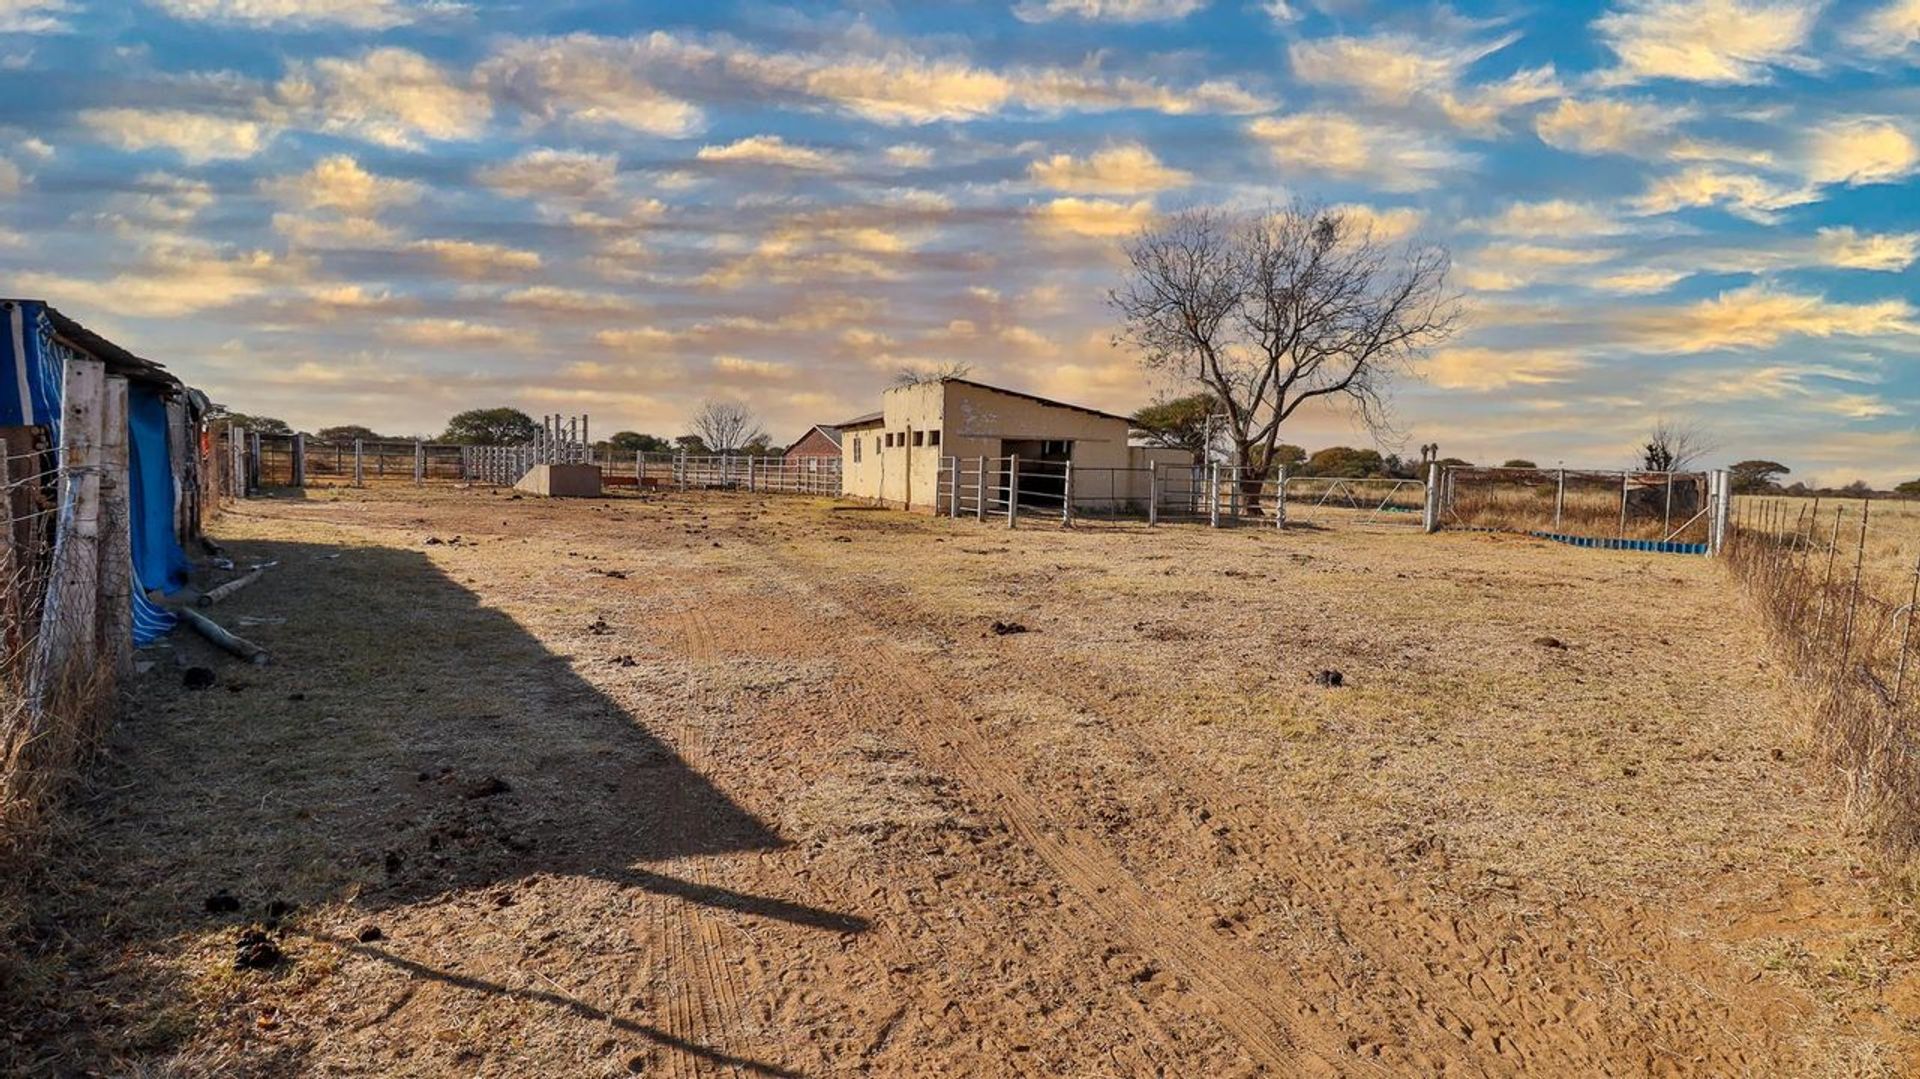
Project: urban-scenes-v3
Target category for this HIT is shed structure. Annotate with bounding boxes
[837,378,1189,513]
[782,424,842,471]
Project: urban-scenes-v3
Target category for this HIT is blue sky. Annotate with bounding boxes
[1,0,1915,482]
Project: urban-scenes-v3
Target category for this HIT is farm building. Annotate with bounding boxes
[783,424,842,470]
[837,377,1190,513]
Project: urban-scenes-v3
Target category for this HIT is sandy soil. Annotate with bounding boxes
[6,485,1920,1077]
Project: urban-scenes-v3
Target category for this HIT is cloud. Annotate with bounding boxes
[1810,226,1920,270]
[1844,0,1920,59]
[499,286,636,313]
[1423,347,1584,391]
[1287,32,1558,135]
[279,47,490,150]
[1627,285,1915,351]
[1593,0,1819,85]
[1589,268,1691,294]
[885,144,933,168]
[1533,96,1685,155]
[1013,0,1206,22]
[478,148,619,200]
[263,154,421,216]
[1247,112,1472,191]
[1029,196,1154,239]
[1455,244,1620,291]
[78,107,269,162]
[710,355,793,379]
[1029,142,1191,194]
[0,157,21,196]
[1466,199,1630,239]
[407,238,542,277]
[0,0,70,32]
[148,0,420,28]
[1329,203,1425,243]
[696,135,842,171]
[385,318,529,347]
[1630,165,1816,221]
[1804,118,1918,186]
[478,31,1269,131]
[14,239,291,316]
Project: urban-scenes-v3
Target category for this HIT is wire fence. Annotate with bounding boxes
[1728,495,1920,857]
[1436,465,1718,549]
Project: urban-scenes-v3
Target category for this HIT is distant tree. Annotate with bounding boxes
[674,434,710,454]
[1303,446,1385,477]
[1112,203,1458,514]
[1784,481,1811,495]
[1273,443,1307,467]
[1729,459,1791,494]
[441,407,539,446]
[609,431,671,453]
[739,433,779,457]
[1436,456,1473,469]
[1897,478,1920,497]
[1640,418,1713,472]
[1501,458,1538,469]
[688,399,765,453]
[1838,479,1874,497]
[208,406,292,435]
[894,362,973,387]
[316,424,382,443]
[1131,392,1218,456]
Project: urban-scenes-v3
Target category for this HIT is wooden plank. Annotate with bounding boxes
[95,376,133,682]
[31,355,107,704]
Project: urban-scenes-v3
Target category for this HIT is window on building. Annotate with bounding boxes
[1042,439,1071,456]
[928,430,941,446]
[912,431,925,447]
[852,438,861,463]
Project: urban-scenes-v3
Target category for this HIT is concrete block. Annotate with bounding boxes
[514,463,602,498]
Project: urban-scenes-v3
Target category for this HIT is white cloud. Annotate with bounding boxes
[385,318,528,347]
[1627,285,1916,351]
[1590,268,1691,294]
[78,107,269,162]
[1456,244,1620,292]
[1014,0,1207,23]
[1247,112,1472,191]
[478,148,619,200]
[1631,166,1816,221]
[1844,0,1920,60]
[885,144,933,168]
[1803,118,1918,186]
[1811,226,1920,270]
[1288,33,1558,135]
[1029,142,1191,194]
[1329,203,1425,243]
[279,47,489,150]
[1593,0,1819,85]
[696,135,842,171]
[14,239,291,316]
[0,0,69,32]
[1029,196,1154,239]
[0,157,21,196]
[407,238,542,277]
[263,154,421,216]
[149,0,420,28]
[500,286,636,313]
[1424,347,1584,391]
[1466,199,1630,239]
[1533,97,1685,155]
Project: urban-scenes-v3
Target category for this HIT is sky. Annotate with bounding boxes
[0,0,1916,484]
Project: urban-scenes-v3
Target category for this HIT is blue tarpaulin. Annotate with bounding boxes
[3,298,186,644]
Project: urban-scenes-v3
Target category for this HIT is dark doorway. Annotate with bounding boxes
[1003,439,1070,508]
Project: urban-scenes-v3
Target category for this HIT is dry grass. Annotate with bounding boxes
[1446,469,1713,542]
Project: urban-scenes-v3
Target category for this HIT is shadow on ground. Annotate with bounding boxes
[2,534,859,1076]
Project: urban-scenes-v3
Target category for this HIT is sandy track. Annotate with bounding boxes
[6,486,1918,1077]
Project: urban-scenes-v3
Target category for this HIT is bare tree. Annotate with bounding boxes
[1640,418,1714,472]
[688,399,766,453]
[893,361,973,387]
[1111,203,1458,510]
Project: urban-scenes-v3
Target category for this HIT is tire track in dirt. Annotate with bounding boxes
[775,552,1804,1076]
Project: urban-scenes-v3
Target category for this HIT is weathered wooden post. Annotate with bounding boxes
[249,431,262,493]
[96,376,133,682]
[1618,471,1630,537]
[31,355,107,708]
[353,439,364,487]
[229,423,245,497]
[290,432,307,487]
[747,455,757,492]
[413,440,424,486]
[1275,464,1288,530]
[1006,454,1020,529]
[582,414,591,463]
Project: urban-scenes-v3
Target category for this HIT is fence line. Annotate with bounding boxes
[1727,495,1920,857]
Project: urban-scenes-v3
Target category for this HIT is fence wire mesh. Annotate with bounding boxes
[1439,465,1712,545]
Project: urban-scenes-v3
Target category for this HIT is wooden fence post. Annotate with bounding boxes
[353,439,364,487]
[1275,464,1288,530]
[31,356,107,708]
[290,433,306,487]
[413,440,424,486]
[1007,454,1020,529]
[96,376,133,683]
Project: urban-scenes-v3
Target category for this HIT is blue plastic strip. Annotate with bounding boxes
[1527,530,1706,555]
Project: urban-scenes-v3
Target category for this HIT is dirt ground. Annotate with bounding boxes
[7,484,1920,1077]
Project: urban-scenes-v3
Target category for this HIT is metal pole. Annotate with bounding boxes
[413,440,424,486]
[1061,460,1074,527]
[1618,471,1629,537]
[1423,462,1440,533]
[1840,500,1870,667]
[1663,471,1674,534]
[353,439,363,487]
[1007,454,1019,529]
[1895,552,1919,705]
[1554,468,1565,530]
[976,456,987,522]
[1275,464,1287,530]
[1208,462,1220,528]
[949,458,960,518]
[1147,464,1159,527]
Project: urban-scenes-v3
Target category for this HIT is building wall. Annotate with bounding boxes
[840,423,884,500]
[784,427,841,461]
